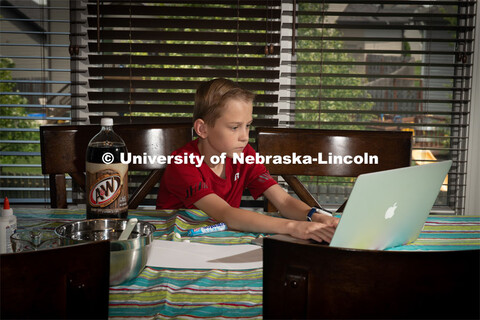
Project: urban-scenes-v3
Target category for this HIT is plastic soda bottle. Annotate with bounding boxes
[85,118,128,219]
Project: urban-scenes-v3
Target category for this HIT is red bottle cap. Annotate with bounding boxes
[3,197,10,210]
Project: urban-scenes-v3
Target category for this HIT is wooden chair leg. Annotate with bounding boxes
[128,169,164,209]
[69,172,86,192]
[336,199,348,213]
[50,173,67,208]
[283,175,321,208]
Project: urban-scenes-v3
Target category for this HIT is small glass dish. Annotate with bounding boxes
[10,230,60,252]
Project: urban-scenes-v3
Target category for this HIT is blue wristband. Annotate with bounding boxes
[307,207,333,221]
[307,208,317,221]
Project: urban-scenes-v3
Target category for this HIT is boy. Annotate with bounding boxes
[157,78,338,242]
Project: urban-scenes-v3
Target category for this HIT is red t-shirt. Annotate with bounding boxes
[156,139,277,209]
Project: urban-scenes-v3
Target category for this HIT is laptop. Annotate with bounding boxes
[329,160,452,250]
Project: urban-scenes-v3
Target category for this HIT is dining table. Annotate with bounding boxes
[13,208,480,319]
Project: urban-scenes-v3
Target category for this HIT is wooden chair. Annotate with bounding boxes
[40,123,192,208]
[263,237,480,319]
[255,127,412,211]
[1,241,110,319]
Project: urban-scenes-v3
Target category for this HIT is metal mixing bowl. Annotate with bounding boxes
[55,219,156,286]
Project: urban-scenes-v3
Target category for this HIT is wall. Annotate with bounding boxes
[465,4,480,215]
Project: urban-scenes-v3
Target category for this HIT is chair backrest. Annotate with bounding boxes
[1,241,110,319]
[256,127,412,210]
[40,123,192,208]
[263,237,480,319]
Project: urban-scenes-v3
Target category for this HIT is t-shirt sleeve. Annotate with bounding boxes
[243,145,277,199]
[162,162,214,207]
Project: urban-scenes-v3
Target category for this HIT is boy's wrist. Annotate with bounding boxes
[307,207,333,222]
[283,219,297,235]
[306,208,317,221]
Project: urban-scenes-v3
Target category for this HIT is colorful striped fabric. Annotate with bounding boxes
[389,215,480,251]
[14,209,480,319]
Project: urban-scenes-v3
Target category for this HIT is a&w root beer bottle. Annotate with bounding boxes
[86,118,128,219]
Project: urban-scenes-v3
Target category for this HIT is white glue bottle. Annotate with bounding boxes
[0,197,17,253]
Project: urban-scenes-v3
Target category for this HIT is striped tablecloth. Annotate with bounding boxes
[14,209,480,319]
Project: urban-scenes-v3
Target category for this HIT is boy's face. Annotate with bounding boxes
[202,98,253,158]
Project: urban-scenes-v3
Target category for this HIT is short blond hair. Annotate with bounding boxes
[193,78,255,126]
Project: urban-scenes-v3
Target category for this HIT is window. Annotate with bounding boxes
[79,0,281,125]
[279,0,476,214]
[1,0,71,204]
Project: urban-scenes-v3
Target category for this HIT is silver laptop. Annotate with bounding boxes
[330,160,452,250]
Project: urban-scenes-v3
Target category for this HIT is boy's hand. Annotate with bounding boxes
[287,220,337,243]
[312,212,340,228]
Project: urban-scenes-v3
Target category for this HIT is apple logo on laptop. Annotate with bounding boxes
[384,202,398,219]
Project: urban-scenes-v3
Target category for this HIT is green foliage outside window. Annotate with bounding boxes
[0,58,39,168]
[295,3,375,130]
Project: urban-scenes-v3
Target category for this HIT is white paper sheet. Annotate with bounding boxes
[146,240,263,270]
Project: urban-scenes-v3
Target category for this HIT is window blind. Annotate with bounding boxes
[280,0,476,214]
[77,1,283,207]
[84,0,281,126]
[0,0,71,204]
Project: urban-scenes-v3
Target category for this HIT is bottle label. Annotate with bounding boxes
[86,162,128,216]
[89,172,122,207]
[5,224,15,253]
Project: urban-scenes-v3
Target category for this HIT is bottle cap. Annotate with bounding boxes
[2,197,12,216]
[101,118,114,126]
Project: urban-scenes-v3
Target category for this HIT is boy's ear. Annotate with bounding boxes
[193,118,208,139]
